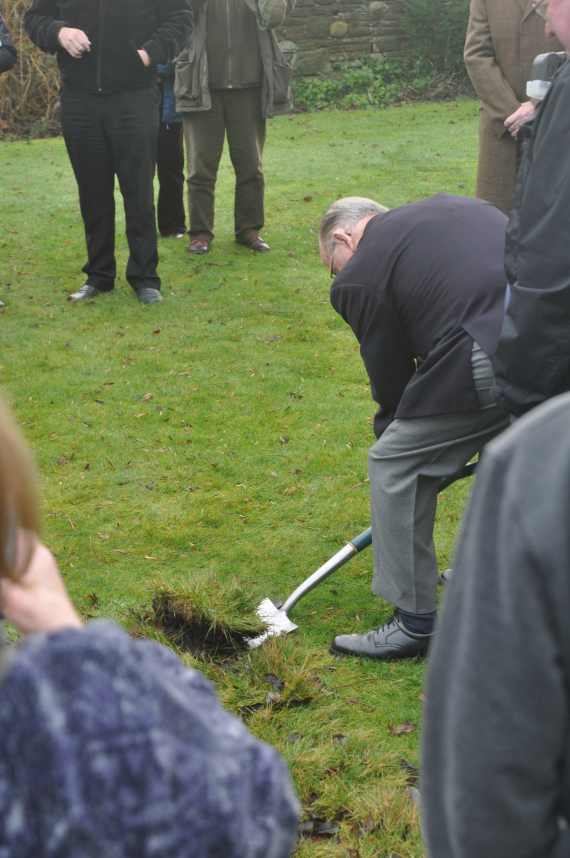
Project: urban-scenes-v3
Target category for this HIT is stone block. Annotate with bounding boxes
[369,1,389,17]
[330,19,349,37]
[295,47,331,75]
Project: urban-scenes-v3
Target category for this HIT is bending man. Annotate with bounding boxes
[320,193,510,660]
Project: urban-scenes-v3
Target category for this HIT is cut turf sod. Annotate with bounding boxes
[140,579,266,660]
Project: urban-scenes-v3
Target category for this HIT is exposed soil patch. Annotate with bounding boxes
[147,587,265,661]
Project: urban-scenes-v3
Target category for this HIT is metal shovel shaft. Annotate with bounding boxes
[281,528,372,614]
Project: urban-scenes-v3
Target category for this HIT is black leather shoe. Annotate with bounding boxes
[330,615,431,661]
[136,288,163,305]
[68,283,99,302]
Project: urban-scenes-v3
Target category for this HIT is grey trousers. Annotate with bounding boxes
[369,345,510,614]
[183,87,266,239]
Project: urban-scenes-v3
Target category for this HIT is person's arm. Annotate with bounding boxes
[141,0,192,68]
[464,0,520,126]
[331,281,415,435]
[494,71,570,415]
[23,0,68,53]
[422,398,570,858]
[0,14,16,73]
[504,100,536,138]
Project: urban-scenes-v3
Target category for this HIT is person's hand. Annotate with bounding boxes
[58,27,91,59]
[137,49,151,67]
[0,539,83,636]
[504,101,536,138]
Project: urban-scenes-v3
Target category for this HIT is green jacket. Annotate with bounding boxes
[174,0,294,118]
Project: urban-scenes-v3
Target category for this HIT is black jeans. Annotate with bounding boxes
[157,122,186,236]
[61,85,160,292]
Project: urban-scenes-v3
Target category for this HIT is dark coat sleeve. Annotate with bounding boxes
[0,12,17,72]
[422,394,570,858]
[142,0,192,67]
[494,67,570,415]
[23,0,66,53]
[331,281,415,436]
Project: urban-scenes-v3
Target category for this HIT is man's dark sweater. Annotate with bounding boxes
[330,194,508,437]
[206,0,262,89]
[24,0,192,94]
[422,392,570,858]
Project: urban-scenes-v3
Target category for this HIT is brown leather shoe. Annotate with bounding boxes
[188,233,211,254]
[237,230,271,252]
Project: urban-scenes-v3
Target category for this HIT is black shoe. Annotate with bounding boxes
[68,283,99,302]
[136,287,163,304]
[330,614,431,661]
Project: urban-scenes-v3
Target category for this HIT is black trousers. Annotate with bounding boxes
[61,86,160,292]
[157,122,186,236]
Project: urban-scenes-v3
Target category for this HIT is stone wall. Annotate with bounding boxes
[277,0,403,76]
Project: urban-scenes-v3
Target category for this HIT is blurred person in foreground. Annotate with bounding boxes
[0,398,299,857]
[319,193,510,661]
[422,392,570,858]
[0,7,16,74]
[494,0,570,415]
[24,0,191,305]
[464,0,560,215]
[0,7,15,310]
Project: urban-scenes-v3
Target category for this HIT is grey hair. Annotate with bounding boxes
[319,196,388,256]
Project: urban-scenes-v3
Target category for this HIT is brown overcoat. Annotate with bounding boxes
[464,0,560,214]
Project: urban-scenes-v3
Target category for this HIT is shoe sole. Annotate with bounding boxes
[329,641,428,661]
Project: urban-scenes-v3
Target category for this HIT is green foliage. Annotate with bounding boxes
[293,53,467,113]
[402,0,471,78]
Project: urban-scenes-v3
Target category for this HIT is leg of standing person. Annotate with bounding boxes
[60,88,117,298]
[476,111,518,216]
[184,92,226,249]
[109,87,161,301]
[157,121,187,238]
[224,87,267,250]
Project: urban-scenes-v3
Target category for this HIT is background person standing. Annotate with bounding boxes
[157,62,187,239]
[0,7,16,74]
[24,0,192,304]
[175,0,294,255]
[464,0,559,215]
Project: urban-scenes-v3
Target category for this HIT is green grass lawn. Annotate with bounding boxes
[1,98,480,856]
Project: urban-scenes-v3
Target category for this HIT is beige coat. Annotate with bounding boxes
[464,0,560,214]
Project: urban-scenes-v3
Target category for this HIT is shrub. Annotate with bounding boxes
[402,0,471,79]
[293,54,466,113]
[0,0,60,136]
